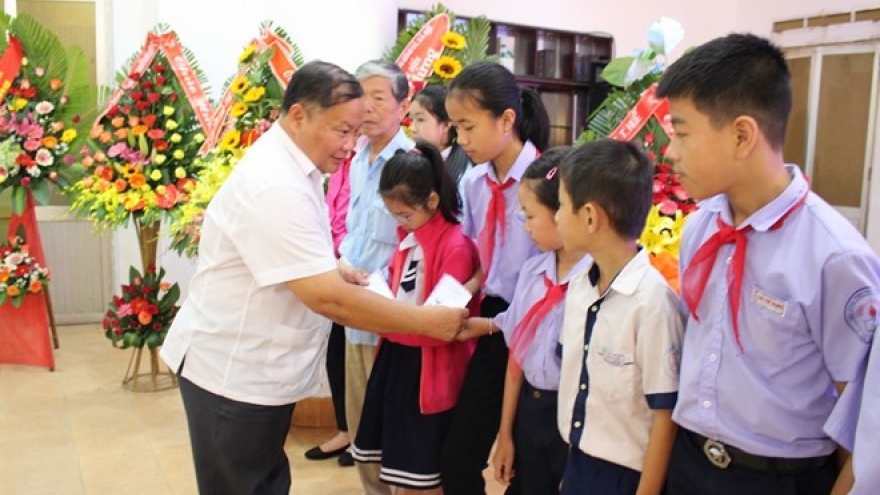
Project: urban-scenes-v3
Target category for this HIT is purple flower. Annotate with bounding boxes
[107,142,128,158]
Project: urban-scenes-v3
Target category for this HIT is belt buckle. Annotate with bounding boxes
[702,438,732,469]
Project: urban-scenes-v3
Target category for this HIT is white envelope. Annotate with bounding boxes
[423,274,472,309]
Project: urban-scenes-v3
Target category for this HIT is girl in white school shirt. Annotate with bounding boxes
[459,147,592,494]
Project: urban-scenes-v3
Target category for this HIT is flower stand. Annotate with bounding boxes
[122,345,177,392]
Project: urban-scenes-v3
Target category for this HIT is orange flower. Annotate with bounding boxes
[114,128,129,140]
[50,78,63,91]
[89,125,104,139]
[114,179,128,193]
[6,285,20,297]
[41,136,58,148]
[138,311,153,325]
[132,125,149,136]
[129,173,146,188]
[159,282,171,291]
[99,131,113,143]
[28,280,42,293]
[0,267,9,283]
[128,116,140,127]
[111,116,125,128]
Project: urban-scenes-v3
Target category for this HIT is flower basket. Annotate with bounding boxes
[0,13,94,215]
[0,224,50,308]
[168,22,303,257]
[103,265,180,391]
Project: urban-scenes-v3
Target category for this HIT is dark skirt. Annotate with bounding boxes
[352,340,452,490]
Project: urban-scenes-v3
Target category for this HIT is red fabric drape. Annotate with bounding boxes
[0,192,55,370]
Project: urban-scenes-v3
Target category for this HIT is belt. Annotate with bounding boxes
[521,380,557,400]
[684,429,833,474]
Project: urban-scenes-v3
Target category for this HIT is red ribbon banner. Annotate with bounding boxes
[396,13,450,98]
[608,83,675,141]
[0,36,24,102]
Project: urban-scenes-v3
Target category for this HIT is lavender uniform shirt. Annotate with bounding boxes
[460,141,541,302]
[493,251,592,390]
[673,165,880,459]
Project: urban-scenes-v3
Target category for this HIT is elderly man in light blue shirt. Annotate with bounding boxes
[338,59,412,495]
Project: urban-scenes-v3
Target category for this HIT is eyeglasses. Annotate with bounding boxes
[389,204,426,224]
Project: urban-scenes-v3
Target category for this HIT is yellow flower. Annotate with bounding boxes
[175,167,187,179]
[441,31,466,50]
[220,130,241,150]
[163,106,175,116]
[170,133,182,143]
[61,128,77,143]
[639,205,688,258]
[165,120,178,130]
[12,98,27,111]
[194,133,205,143]
[433,56,463,79]
[150,170,162,181]
[243,86,266,103]
[230,102,249,118]
[231,77,249,95]
[238,43,256,64]
[173,150,185,160]
[154,154,167,165]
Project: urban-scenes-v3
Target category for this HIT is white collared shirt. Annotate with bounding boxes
[160,123,337,406]
[558,249,685,472]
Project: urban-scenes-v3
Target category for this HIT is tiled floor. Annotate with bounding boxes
[0,324,504,494]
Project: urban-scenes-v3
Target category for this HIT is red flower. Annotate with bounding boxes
[131,91,144,101]
[146,304,159,315]
[131,298,148,314]
[141,81,154,90]
[135,101,151,111]
[156,76,166,86]
[129,72,142,81]
[122,105,131,114]
[148,93,161,103]
[21,87,37,98]
[153,322,163,332]
[142,114,157,127]
[240,129,259,147]
[153,62,165,72]
[168,93,178,102]
[107,105,120,118]
[154,140,169,152]
[147,129,165,140]
[155,184,180,209]
[16,154,35,167]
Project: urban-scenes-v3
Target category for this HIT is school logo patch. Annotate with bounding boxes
[844,286,879,344]
[665,343,681,379]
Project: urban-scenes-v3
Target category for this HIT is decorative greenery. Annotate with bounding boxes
[384,3,495,85]
[168,22,303,257]
[103,265,180,349]
[0,13,94,214]
[68,24,211,229]
[0,225,50,308]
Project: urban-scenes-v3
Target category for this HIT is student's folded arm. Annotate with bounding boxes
[286,270,465,341]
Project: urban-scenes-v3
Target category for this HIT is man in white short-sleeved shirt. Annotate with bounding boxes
[160,61,467,495]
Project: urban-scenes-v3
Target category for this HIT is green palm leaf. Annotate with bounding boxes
[458,15,496,66]
[0,12,11,53]
[8,13,67,95]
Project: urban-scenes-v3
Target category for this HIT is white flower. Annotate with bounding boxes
[6,253,23,266]
[35,148,54,166]
[35,101,54,115]
[26,165,41,177]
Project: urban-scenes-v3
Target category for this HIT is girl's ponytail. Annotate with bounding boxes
[518,88,550,152]
[414,140,460,223]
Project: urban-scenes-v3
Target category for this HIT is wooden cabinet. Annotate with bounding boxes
[398,11,613,147]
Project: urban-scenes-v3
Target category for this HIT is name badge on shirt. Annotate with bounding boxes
[751,287,786,317]
[598,347,633,367]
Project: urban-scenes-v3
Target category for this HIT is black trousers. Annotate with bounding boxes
[327,322,347,432]
[666,429,837,495]
[511,381,568,495]
[441,295,511,495]
[179,375,296,495]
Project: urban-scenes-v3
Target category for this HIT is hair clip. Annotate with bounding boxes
[409,148,423,155]
[545,167,558,180]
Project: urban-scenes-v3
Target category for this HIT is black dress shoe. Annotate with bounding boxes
[304,444,350,460]
[337,451,354,467]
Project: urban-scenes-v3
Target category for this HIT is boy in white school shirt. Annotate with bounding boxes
[555,139,684,495]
